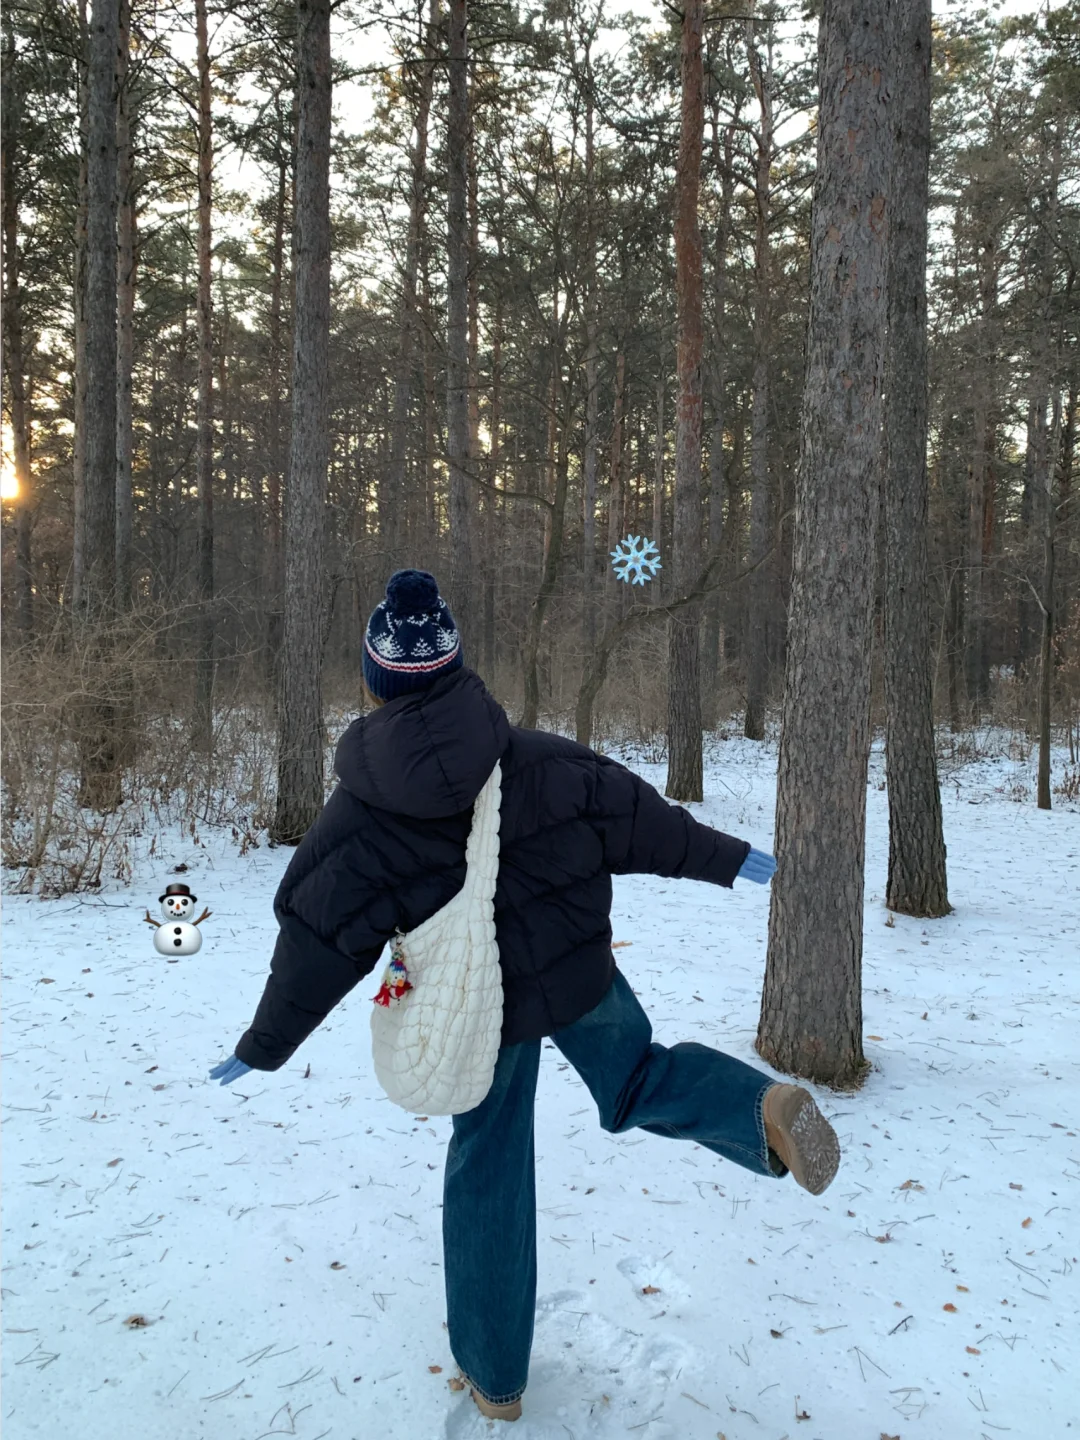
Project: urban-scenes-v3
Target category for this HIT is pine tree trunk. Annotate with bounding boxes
[606,347,626,553]
[272,0,331,844]
[264,141,288,688]
[386,0,437,568]
[722,408,746,665]
[1036,390,1062,812]
[582,61,599,663]
[77,0,121,811]
[743,20,773,742]
[81,0,118,620]
[758,0,892,1087]
[1,26,34,638]
[482,286,502,676]
[701,102,735,726]
[193,0,215,751]
[665,0,704,804]
[72,0,89,612]
[652,369,664,577]
[964,221,999,716]
[883,0,949,918]
[115,0,134,610]
[446,0,473,636]
[1016,393,1044,678]
[522,285,570,729]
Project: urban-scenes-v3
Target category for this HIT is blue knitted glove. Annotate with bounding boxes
[737,847,777,885]
[209,1055,252,1085]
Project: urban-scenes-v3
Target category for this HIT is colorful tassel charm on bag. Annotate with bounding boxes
[373,935,413,1008]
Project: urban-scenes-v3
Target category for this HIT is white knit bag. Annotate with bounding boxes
[369,762,503,1115]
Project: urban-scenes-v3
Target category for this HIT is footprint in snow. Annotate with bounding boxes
[616,1255,692,1312]
[441,1291,695,1439]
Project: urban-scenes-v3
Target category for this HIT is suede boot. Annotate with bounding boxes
[763,1083,841,1195]
[471,1389,522,1422]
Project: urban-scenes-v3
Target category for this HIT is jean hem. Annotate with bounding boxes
[458,1369,526,1407]
[755,1080,788,1178]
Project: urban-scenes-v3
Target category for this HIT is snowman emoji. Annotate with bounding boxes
[145,883,212,960]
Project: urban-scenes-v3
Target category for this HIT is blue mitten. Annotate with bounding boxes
[738,847,777,885]
[209,1055,252,1085]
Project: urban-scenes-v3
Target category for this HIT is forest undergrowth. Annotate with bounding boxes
[4,612,1077,897]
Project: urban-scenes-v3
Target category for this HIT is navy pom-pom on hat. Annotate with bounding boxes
[363,569,463,701]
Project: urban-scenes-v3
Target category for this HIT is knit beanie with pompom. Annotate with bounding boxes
[363,570,463,701]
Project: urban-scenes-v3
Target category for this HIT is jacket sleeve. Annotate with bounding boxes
[234,909,384,1071]
[234,789,395,1072]
[586,753,750,888]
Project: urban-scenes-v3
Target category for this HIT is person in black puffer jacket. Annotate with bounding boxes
[210,570,840,1424]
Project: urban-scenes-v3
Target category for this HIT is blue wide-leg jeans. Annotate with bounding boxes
[442,969,784,1406]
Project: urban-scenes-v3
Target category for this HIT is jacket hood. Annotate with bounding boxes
[333,667,510,819]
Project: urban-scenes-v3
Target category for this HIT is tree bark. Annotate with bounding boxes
[272,0,332,844]
[1036,390,1062,811]
[77,0,121,811]
[883,0,949,918]
[606,347,626,553]
[81,0,119,620]
[652,367,665,573]
[1,22,34,637]
[446,0,473,637]
[264,136,288,686]
[702,98,736,725]
[72,0,89,612]
[964,212,999,716]
[665,0,704,803]
[193,0,215,750]
[743,18,774,742]
[385,0,437,568]
[582,50,599,662]
[758,0,892,1086]
[521,289,570,729]
[115,0,134,609]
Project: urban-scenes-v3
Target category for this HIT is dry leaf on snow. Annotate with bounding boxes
[641,1285,661,1295]
[330,1261,346,1270]
[943,1303,957,1313]
[966,1346,981,1355]
[428,1365,442,1374]
[448,1377,466,1392]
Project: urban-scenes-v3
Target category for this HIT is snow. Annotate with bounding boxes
[3,736,1078,1440]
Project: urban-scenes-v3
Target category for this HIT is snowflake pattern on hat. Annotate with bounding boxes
[363,570,464,700]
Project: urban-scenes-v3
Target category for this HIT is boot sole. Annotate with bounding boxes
[770,1088,841,1195]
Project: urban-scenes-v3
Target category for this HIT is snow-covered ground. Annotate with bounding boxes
[3,737,1078,1440]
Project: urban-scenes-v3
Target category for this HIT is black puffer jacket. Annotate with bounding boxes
[236,668,750,1070]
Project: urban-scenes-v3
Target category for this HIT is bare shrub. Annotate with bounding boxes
[1,599,278,895]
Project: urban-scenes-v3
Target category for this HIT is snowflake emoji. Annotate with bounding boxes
[610,535,662,586]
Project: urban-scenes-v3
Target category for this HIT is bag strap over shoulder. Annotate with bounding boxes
[463,761,502,877]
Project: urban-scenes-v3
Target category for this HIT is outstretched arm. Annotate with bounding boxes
[144,908,161,928]
[234,910,383,1071]
[586,754,751,888]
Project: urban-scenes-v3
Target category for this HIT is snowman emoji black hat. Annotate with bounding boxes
[159,881,197,904]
